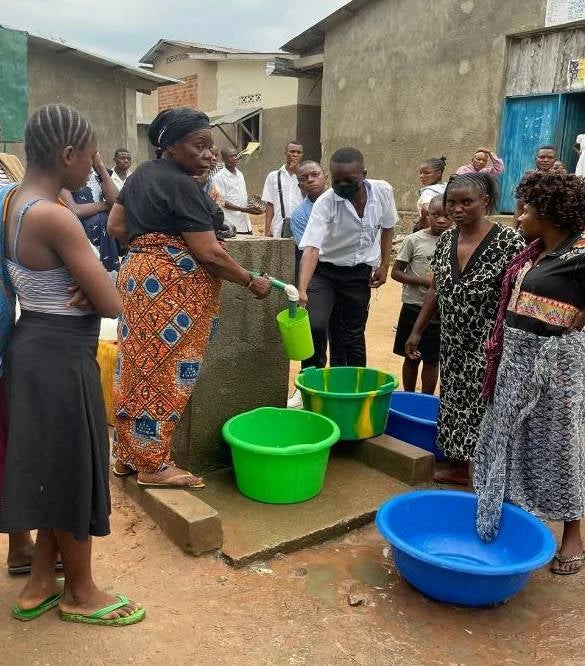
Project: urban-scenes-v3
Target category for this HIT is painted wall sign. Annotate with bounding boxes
[568,58,585,88]
[166,53,189,64]
[546,0,585,27]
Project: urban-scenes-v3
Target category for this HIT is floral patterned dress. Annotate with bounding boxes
[431,224,524,461]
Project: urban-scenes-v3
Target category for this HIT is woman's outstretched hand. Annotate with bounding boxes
[249,276,272,299]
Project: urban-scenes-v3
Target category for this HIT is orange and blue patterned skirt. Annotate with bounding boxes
[113,232,221,473]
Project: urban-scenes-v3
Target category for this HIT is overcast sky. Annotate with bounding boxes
[0,0,348,64]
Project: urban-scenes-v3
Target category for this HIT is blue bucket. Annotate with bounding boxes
[385,391,444,461]
[376,490,556,607]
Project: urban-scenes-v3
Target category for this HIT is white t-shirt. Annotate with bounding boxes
[417,183,446,214]
[110,169,132,191]
[395,229,440,306]
[261,165,303,237]
[576,135,585,177]
[212,167,251,233]
[300,180,398,267]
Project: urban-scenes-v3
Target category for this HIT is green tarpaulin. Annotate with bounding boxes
[0,26,28,143]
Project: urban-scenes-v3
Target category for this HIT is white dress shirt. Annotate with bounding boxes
[110,169,132,191]
[261,165,303,237]
[300,180,398,267]
[212,167,252,233]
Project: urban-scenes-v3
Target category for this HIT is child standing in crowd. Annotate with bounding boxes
[0,104,144,626]
[392,196,451,393]
[415,157,447,231]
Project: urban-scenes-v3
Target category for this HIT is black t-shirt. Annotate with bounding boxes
[506,231,585,336]
[118,159,216,241]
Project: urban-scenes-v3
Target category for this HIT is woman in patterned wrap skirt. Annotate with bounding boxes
[108,107,271,489]
[474,172,585,575]
[405,173,524,484]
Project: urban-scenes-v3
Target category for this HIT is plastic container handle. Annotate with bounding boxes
[251,272,299,318]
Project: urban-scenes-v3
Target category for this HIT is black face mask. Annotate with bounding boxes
[333,181,361,199]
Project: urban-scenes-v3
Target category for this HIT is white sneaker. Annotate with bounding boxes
[287,389,303,409]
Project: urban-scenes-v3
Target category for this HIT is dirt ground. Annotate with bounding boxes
[1,279,583,666]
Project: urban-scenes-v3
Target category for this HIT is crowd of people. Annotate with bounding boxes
[0,101,584,632]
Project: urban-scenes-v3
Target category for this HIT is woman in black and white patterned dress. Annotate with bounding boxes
[406,174,524,484]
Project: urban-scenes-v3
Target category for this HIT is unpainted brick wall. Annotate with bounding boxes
[158,75,198,111]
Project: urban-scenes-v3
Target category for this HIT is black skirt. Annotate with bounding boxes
[0,311,111,540]
[393,303,441,366]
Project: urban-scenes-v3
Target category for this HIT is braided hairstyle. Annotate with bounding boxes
[25,104,95,169]
[423,156,447,175]
[443,172,498,214]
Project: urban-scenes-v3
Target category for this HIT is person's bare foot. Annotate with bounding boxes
[433,463,470,486]
[7,532,35,571]
[113,460,136,477]
[551,521,584,575]
[59,587,142,620]
[137,465,204,488]
[16,576,62,611]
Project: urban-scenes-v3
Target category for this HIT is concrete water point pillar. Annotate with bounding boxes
[171,237,295,475]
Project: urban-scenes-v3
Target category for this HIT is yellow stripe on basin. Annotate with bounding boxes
[322,367,330,392]
[355,391,376,439]
[355,367,363,393]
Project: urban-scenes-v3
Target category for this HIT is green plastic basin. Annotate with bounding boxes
[222,407,340,504]
[295,366,399,440]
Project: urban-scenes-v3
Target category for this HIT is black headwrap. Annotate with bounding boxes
[148,107,210,151]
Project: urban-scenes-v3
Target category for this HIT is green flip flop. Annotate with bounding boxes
[12,591,63,621]
[59,594,146,627]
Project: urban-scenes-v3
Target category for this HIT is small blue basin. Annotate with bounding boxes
[376,490,556,607]
[386,391,444,461]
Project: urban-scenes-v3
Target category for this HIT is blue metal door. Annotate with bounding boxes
[498,95,561,212]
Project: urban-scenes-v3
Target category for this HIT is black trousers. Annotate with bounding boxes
[302,261,371,369]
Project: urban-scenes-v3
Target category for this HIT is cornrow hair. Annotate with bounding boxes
[443,172,498,214]
[424,156,447,173]
[25,104,95,169]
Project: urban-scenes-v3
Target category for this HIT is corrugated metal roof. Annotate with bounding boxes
[281,0,376,54]
[0,25,180,90]
[208,107,262,126]
[22,31,180,90]
[140,39,288,65]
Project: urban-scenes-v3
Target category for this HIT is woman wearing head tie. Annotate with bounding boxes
[108,107,271,488]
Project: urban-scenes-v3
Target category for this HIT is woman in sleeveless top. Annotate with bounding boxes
[0,104,144,626]
[107,107,271,488]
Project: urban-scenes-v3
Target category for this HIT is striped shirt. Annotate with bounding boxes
[0,165,10,186]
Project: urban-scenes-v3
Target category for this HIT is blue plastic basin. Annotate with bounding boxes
[376,490,556,607]
[386,391,444,461]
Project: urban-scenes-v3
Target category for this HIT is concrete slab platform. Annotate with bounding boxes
[198,456,409,566]
[117,475,223,556]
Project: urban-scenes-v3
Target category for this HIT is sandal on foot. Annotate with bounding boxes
[12,592,63,621]
[551,551,585,575]
[137,473,205,489]
[59,594,146,627]
[112,463,136,478]
[8,560,65,577]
